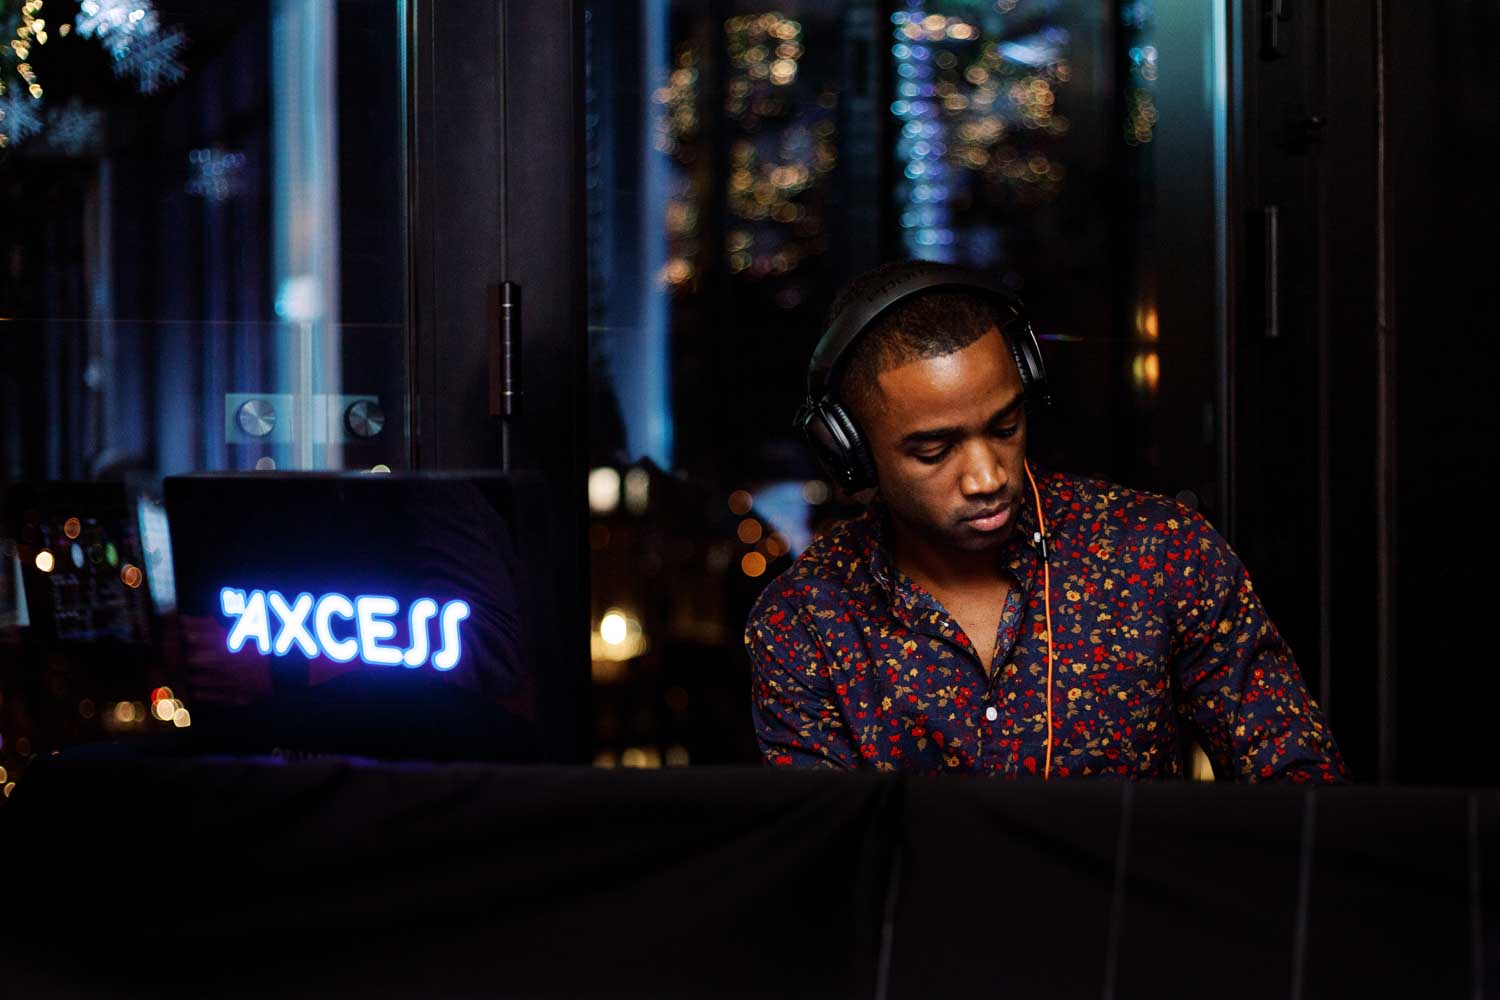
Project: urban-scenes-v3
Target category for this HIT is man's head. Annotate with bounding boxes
[825,262,1030,553]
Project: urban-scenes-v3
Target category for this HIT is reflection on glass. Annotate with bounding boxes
[0,1,407,481]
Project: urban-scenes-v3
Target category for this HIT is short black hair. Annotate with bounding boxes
[825,260,1010,422]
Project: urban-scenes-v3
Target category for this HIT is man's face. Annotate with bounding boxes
[858,326,1028,554]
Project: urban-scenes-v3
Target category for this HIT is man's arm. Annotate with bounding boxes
[1169,510,1349,783]
[744,596,858,769]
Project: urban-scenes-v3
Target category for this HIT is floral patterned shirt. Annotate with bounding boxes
[745,467,1348,782]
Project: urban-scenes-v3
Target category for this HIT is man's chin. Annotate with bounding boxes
[946,522,1015,552]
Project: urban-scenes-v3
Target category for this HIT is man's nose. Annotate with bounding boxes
[958,440,1007,496]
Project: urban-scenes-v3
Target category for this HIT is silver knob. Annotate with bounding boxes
[237,399,277,437]
[345,398,385,439]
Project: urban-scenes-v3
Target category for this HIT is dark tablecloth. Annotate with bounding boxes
[2,755,1494,998]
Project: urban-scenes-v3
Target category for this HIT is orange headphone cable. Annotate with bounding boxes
[1024,460,1055,781]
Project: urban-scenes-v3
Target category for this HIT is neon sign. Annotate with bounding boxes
[219,588,471,670]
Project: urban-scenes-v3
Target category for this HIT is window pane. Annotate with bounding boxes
[0,0,408,482]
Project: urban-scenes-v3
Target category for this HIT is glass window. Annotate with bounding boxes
[0,0,408,483]
[584,0,1228,767]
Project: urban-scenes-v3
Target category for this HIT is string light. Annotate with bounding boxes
[1122,5,1158,145]
[720,12,835,287]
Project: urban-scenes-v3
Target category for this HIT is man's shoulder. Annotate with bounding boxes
[1045,468,1236,587]
[745,507,879,628]
[1045,468,1204,535]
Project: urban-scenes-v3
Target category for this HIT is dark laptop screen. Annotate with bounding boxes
[163,472,539,760]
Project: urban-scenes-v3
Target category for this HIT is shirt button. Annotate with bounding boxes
[985,706,998,722]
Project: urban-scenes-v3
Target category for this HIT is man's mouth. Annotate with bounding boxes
[962,502,1014,532]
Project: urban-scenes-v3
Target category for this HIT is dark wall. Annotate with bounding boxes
[1233,0,1498,784]
[1387,0,1498,785]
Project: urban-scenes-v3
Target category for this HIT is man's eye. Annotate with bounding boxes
[993,424,1020,439]
[914,449,949,465]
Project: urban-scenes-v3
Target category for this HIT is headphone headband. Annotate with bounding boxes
[796,260,1051,493]
[807,263,1027,400]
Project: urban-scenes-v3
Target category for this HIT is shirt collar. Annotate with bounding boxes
[862,467,1055,618]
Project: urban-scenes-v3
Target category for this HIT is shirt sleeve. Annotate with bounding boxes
[744,594,858,769]
[1169,511,1350,783]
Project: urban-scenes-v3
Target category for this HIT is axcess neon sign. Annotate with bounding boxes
[219,588,471,670]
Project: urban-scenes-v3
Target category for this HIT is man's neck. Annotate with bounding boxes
[885,511,1011,595]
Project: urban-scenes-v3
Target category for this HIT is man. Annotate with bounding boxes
[745,260,1347,781]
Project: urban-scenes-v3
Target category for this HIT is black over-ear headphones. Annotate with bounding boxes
[794,261,1051,493]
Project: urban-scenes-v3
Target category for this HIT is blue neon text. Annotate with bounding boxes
[220,588,471,670]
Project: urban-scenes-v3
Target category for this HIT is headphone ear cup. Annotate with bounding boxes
[798,400,871,493]
[1005,319,1051,410]
[1006,337,1033,393]
[824,401,877,492]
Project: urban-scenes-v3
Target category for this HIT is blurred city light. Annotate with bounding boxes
[623,467,651,514]
[589,467,622,514]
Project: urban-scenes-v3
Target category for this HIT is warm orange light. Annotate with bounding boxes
[728,490,754,515]
[737,518,763,544]
[765,533,789,558]
[121,564,142,588]
[63,517,81,539]
[741,552,767,577]
[34,550,54,573]
[1131,351,1161,394]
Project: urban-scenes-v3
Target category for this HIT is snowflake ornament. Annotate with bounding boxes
[0,88,44,146]
[113,25,187,94]
[75,0,159,60]
[47,99,103,156]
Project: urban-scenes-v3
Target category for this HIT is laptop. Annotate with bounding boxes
[162,471,545,761]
